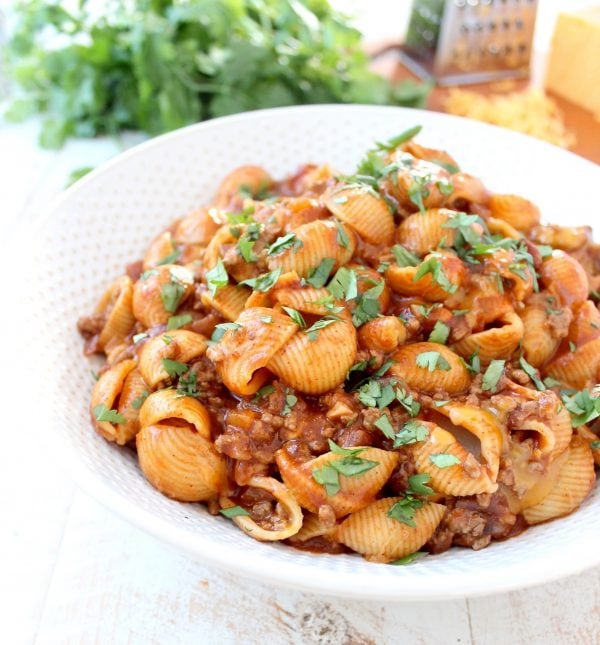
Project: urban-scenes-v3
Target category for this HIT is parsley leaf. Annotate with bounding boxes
[131,390,149,410]
[267,233,302,256]
[167,314,193,330]
[205,258,229,297]
[413,256,457,293]
[395,389,421,417]
[407,473,434,496]
[281,390,298,416]
[93,404,126,424]
[392,244,420,267]
[281,307,306,329]
[387,497,422,527]
[239,268,281,292]
[393,420,429,447]
[374,414,395,439]
[428,321,450,345]
[519,356,546,391]
[408,176,429,215]
[312,465,340,496]
[253,384,276,402]
[306,258,336,288]
[156,247,181,266]
[306,316,338,341]
[161,358,189,379]
[429,453,461,468]
[352,282,384,327]
[415,351,451,372]
[211,322,242,342]
[177,371,198,397]
[327,267,358,301]
[220,506,250,518]
[374,125,422,151]
[560,389,600,427]
[391,552,427,566]
[481,360,505,393]
[160,277,187,313]
[335,220,350,249]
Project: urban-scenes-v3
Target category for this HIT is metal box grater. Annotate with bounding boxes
[401,0,538,85]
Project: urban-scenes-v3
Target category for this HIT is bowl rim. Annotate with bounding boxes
[33,104,600,601]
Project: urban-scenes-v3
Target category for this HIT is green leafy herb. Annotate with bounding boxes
[161,358,189,379]
[156,248,181,266]
[335,220,350,249]
[260,315,273,323]
[481,359,505,393]
[281,307,306,329]
[591,441,600,450]
[543,376,563,389]
[306,258,336,288]
[442,212,482,247]
[437,178,454,196]
[253,384,276,402]
[131,390,149,410]
[391,551,426,566]
[220,506,250,518]
[413,256,457,293]
[327,267,358,301]
[140,269,158,282]
[267,232,302,256]
[465,351,481,374]
[160,277,187,313]
[407,473,434,496]
[238,235,258,263]
[211,322,242,342]
[395,389,421,417]
[177,371,198,396]
[537,245,554,258]
[312,465,340,496]
[393,420,429,447]
[93,404,126,424]
[407,176,429,215]
[330,455,377,477]
[519,356,546,391]
[167,314,193,330]
[429,453,461,468]
[205,258,229,297]
[416,351,451,372]
[352,282,384,327]
[281,391,298,416]
[569,341,577,353]
[374,414,395,439]
[413,303,441,319]
[387,497,422,527]
[133,332,148,343]
[428,321,450,345]
[306,316,338,341]
[162,334,173,345]
[66,166,94,187]
[374,125,422,151]
[239,268,281,292]
[392,244,420,267]
[560,389,600,428]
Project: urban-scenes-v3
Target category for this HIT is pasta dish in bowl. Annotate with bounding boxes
[27,105,600,599]
[78,121,600,567]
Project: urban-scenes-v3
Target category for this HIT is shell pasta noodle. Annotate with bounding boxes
[79,125,600,564]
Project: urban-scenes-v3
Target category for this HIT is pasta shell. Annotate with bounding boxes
[206,307,298,396]
[219,476,303,541]
[268,317,357,394]
[136,423,227,502]
[520,301,561,367]
[436,402,505,479]
[576,425,600,467]
[266,219,355,276]
[95,276,136,352]
[288,512,336,543]
[272,285,334,316]
[275,446,399,517]
[332,499,446,562]
[143,231,178,270]
[489,194,540,232]
[544,337,600,389]
[357,316,407,352]
[412,423,498,495]
[90,359,137,444]
[213,165,272,209]
[203,224,238,271]
[324,186,394,245]
[385,253,466,302]
[139,389,211,440]
[486,217,522,240]
[443,173,489,208]
[451,311,524,364]
[402,141,459,172]
[531,224,590,252]
[114,368,148,445]
[138,330,207,388]
[396,208,456,254]
[132,265,195,328]
[200,284,251,321]
[174,207,220,246]
[389,342,471,394]
[539,250,589,308]
[351,263,391,311]
[522,437,596,525]
[383,154,449,212]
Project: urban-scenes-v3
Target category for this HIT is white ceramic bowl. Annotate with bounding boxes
[25,105,600,600]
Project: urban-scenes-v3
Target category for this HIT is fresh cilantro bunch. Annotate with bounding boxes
[5,0,431,149]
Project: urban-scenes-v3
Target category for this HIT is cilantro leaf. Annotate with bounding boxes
[160,277,187,313]
[413,256,457,293]
[161,358,189,379]
[481,360,505,393]
[374,125,422,151]
[167,314,193,330]
[220,506,250,518]
[281,390,298,416]
[415,351,451,372]
[392,244,420,267]
[156,247,181,266]
[519,356,546,391]
[374,414,395,439]
[387,497,422,527]
[267,233,302,256]
[131,390,149,410]
[391,551,427,566]
[306,258,336,289]
[93,404,126,425]
[253,384,276,402]
[561,389,600,428]
[327,267,358,301]
[281,307,306,329]
[429,453,461,468]
[305,316,337,341]
[428,321,450,345]
[335,220,350,249]
[211,322,242,342]
[312,465,340,496]
[407,473,434,496]
[205,259,229,297]
[393,420,429,447]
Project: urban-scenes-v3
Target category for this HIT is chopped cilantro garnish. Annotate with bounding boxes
[374,125,422,151]
[260,315,273,323]
[429,453,461,468]
[352,282,384,327]
[162,334,173,345]
[267,232,302,256]
[391,552,427,566]
[156,247,181,266]
[335,220,350,249]
[177,371,198,397]
[306,316,338,341]
[543,376,562,388]
[133,332,148,343]
[253,384,276,402]
[436,178,454,196]
[238,235,258,263]
[560,389,600,427]
[465,351,481,374]
[428,321,450,345]
[312,464,341,496]
[160,277,187,313]
[481,359,505,393]
[281,307,306,329]
[374,414,395,439]
[591,441,600,450]
[211,322,242,342]
[415,351,451,372]
[519,356,546,391]
[220,506,250,518]
[408,175,429,215]
[205,258,229,297]
[93,404,126,424]
[392,244,420,267]
[281,390,298,416]
[395,389,421,417]
[306,258,336,288]
[131,390,149,410]
[327,267,358,301]
[408,473,434,496]
[393,420,429,447]
[413,256,457,293]
[312,441,378,496]
[167,314,193,330]
[569,341,577,353]
[161,358,188,379]
[238,268,281,292]
[537,245,554,258]
[387,497,422,527]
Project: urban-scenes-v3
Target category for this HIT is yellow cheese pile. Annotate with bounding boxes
[444,87,575,149]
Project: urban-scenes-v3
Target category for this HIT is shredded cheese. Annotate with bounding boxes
[444,87,575,149]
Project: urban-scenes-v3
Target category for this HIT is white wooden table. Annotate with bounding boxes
[2,118,599,645]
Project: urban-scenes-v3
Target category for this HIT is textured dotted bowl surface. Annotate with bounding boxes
[26,106,600,600]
